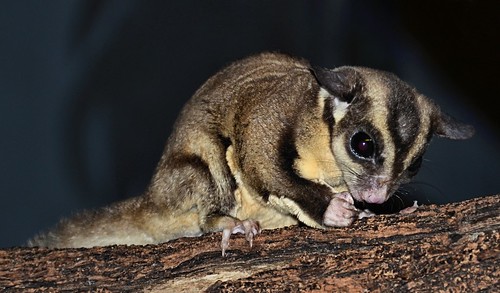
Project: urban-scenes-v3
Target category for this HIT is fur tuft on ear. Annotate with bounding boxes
[311,66,360,103]
[435,112,475,140]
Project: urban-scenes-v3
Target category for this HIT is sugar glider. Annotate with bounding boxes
[29,53,474,255]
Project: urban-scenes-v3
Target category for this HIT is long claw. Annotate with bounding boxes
[220,219,260,256]
[221,228,232,256]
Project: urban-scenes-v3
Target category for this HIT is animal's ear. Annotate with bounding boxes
[311,66,361,103]
[434,111,475,140]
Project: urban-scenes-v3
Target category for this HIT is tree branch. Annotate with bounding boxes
[1,195,498,292]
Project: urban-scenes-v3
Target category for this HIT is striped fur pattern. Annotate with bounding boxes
[29,53,474,249]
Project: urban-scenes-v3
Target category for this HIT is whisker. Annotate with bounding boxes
[339,163,363,184]
[395,188,409,196]
[392,192,406,207]
[408,181,444,197]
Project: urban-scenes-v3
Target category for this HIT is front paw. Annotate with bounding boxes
[323,192,359,227]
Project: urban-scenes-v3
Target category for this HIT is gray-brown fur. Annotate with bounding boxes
[29,53,474,249]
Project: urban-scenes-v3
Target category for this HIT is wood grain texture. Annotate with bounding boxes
[1,195,498,292]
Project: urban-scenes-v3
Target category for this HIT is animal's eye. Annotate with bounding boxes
[350,132,375,159]
[407,156,423,175]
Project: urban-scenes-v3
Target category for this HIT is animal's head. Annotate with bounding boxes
[312,66,474,204]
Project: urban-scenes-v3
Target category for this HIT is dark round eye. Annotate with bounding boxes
[350,132,375,159]
[407,156,423,175]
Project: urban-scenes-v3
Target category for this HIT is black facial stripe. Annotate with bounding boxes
[336,91,385,173]
[386,79,421,176]
[336,97,372,133]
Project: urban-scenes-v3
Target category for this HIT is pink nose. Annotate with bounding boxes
[365,193,386,204]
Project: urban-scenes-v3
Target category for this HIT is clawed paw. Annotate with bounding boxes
[221,219,261,256]
[323,192,359,227]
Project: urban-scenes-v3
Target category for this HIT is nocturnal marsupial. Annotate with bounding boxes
[29,53,474,255]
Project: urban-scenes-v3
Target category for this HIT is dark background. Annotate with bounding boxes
[1,1,498,247]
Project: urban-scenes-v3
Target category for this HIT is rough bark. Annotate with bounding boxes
[1,195,498,292]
